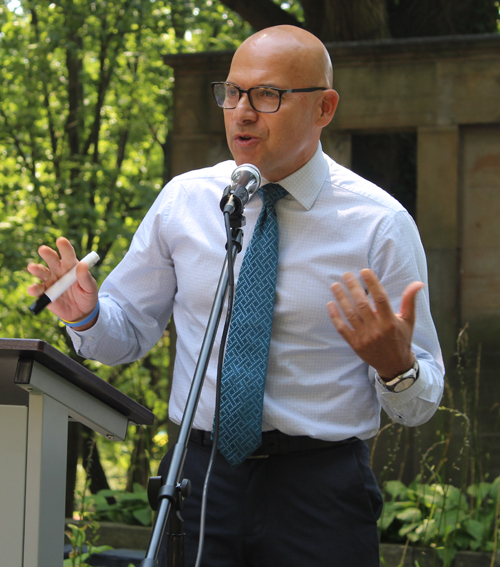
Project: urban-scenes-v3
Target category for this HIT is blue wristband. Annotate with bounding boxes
[59,301,100,328]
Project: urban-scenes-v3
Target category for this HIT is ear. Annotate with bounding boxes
[317,89,339,128]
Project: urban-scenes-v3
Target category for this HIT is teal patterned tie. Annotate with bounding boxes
[218,183,288,467]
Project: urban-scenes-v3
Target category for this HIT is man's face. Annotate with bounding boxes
[224,42,327,182]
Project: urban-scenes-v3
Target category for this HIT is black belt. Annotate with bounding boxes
[189,429,356,458]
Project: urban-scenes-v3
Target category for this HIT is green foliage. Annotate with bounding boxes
[169,0,253,50]
[64,521,112,567]
[87,483,153,527]
[88,350,172,490]
[376,327,500,565]
[379,478,500,565]
[0,0,251,493]
[0,0,251,273]
[271,0,305,22]
[65,437,112,567]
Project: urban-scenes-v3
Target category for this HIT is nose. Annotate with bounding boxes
[233,93,258,123]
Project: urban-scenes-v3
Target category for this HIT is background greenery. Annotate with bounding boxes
[0,0,254,509]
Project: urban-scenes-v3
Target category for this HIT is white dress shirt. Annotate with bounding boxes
[69,143,444,441]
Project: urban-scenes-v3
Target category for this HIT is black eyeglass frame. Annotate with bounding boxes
[211,82,328,114]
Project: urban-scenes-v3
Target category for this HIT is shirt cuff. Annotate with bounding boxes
[66,304,110,356]
[373,366,428,413]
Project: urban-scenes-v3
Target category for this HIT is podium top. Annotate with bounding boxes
[0,338,154,426]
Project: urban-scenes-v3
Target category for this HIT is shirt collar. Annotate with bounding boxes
[261,143,329,211]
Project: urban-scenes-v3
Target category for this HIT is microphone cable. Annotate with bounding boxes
[193,210,235,567]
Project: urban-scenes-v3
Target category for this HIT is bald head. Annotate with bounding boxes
[233,25,333,89]
[223,25,338,182]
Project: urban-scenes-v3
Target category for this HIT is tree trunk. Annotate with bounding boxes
[65,422,83,518]
[82,429,111,494]
[219,0,390,41]
[126,427,152,490]
[220,0,300,31]
[302,0,390,41]
[220,0,497,42]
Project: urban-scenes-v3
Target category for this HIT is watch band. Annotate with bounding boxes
[375,359,419,393]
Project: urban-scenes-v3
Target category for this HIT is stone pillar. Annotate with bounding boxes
[460,125,500,344]
[417,125,460,368]
[412,125,460,483]
[170,74,229,177]
[459,125,500,477]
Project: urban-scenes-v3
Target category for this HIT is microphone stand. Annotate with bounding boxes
[140,216,245,567]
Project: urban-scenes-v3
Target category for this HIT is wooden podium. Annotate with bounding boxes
[0,338,155,567]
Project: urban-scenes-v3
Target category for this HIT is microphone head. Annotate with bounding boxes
[231,163,262,196]
[220,163,262,216]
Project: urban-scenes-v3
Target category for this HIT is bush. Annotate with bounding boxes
[88,484,153,527]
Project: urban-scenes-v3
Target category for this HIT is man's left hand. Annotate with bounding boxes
[327,268,424,380]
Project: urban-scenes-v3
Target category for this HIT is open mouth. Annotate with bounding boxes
[235,135,258,146]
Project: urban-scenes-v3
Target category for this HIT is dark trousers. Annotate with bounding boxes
[157,437,382,567]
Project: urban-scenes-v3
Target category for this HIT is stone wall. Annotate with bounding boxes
[163,34,500,481]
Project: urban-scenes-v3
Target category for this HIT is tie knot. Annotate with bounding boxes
[258,183,288,208]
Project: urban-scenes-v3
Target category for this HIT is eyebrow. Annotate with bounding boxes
[226,81,284,90]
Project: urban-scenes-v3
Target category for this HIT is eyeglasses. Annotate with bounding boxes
[211,82,328,114]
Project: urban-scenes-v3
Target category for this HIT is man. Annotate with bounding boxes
[28,26,444,566]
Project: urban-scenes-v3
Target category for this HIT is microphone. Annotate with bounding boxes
[220,164,262,215]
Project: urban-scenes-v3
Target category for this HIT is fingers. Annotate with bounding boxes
[330,269,424,325]
[36,245,62,274]
[27,237,98,301]
[358,269,394,320]
[360,269,424,324]
[326,299,355,343]
[26,281,46,298]
[342,271,377,323]
[27,261,51,282]
[56,236,78,266]
[27,259,57,297]
[327,270,421,377]
[329,271,377,331]
[26,238,100,325]
[399,281,425,323]
[76,261,99,295]
[35,237,76,272]
[330,278,358,324]
[27,237,75,294]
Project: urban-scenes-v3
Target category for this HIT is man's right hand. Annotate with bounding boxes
[27,237,99,330]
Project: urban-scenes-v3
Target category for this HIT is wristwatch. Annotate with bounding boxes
[375,359,419,393]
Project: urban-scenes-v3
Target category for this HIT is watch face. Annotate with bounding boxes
[392,377,415,393]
